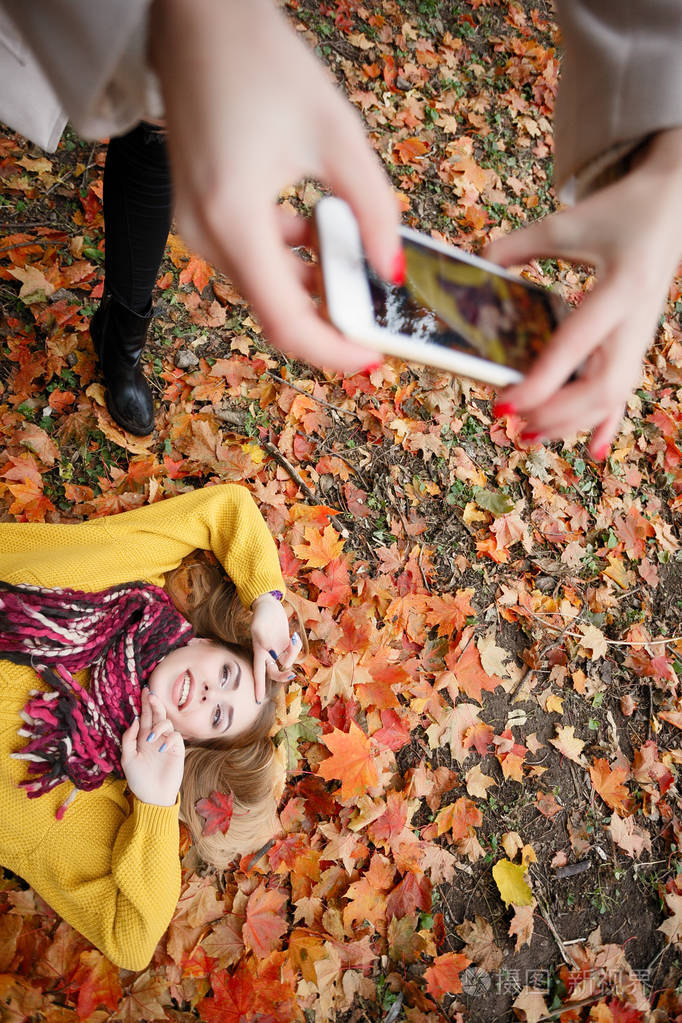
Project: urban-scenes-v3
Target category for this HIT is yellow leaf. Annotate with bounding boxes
[241,441,265,465]
[545,692,564,714]
[521,844,537,867]
[603,554,634,589]
[492,859,533,907]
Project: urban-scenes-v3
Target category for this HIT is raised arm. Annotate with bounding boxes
[486,1,682,456]
[0,484,283,609]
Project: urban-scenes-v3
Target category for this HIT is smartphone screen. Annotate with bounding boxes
[366,234,563,373]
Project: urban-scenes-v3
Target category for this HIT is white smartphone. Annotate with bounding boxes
[315,196,567,387]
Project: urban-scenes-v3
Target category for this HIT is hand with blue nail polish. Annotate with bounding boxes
[250,594,304,703]
[121,688,185,806]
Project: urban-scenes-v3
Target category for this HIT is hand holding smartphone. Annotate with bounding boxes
[315,197,568,387]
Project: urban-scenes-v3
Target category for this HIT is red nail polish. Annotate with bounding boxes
[493,402,516,417]
[391,249,406,286]
[364,360,383,372]
[593,444,610,461]
[520,431,541,442]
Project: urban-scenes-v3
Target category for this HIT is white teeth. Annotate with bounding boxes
[178,670,191,708]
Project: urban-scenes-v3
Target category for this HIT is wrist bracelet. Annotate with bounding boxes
[253,589,283,605]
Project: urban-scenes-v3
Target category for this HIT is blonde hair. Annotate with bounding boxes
[165,554,283,868]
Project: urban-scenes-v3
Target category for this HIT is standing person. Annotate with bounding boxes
[0,483,301,970]
[0,0,401,415]
[0,0,680,452]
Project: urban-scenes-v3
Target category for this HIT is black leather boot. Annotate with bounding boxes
[90,290,155,435]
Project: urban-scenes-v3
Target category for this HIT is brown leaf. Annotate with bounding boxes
[456,915,503,972]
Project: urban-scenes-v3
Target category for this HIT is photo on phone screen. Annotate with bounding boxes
[366,233,564,374]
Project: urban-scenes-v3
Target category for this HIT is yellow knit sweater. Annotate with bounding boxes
[0,484,284,971]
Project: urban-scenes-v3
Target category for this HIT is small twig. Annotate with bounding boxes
[530,869,578,968]
[418,547,431,593]
[262,440,317,502]
[533,995,609,1022]
[80,142,99,191]
[266,369,361,420]
[0,237,68,256]
[525,609,682,646]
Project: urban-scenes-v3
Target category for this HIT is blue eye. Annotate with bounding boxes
[212,705,222,728]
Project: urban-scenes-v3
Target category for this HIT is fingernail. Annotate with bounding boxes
[363,360,383,373]
[593,444,610,461]
[256,699,262,706]
[520,431,541,442]
[146,732,155,742]
[391,249,406,286]
[159,742,167,753]
[269,649,278,661]
[292,632,300,645]
[493,402,516,417]
[287,673,295,681]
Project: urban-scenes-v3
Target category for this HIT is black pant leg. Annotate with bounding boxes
[102,122,173,314]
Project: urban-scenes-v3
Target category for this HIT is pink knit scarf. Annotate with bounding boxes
[0,579,192,816]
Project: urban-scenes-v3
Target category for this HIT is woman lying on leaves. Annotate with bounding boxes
[0,483,300,972]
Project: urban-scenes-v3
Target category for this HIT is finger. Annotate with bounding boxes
[276,206,314,250]
[139,688,153,732]
[144,718,174,745]
[321,110,401,281]
[121,717,140,756]
[266,663,297,684]
[588,406,623,460]
[221,206,380,372]
[148,728,176,752]
[252,647,267,705]
[483,209,602,270]
[291,259,317,294]
[273,633,301,671]
[146,691,170,728]
[494,280,624,414]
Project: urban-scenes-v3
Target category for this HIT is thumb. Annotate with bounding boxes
[483,217,564,268]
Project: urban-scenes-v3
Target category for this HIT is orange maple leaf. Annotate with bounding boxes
[179,254,213,293]
[425,589,475,638]
[393,136,430,165]
[318,721,378,801]
[424,951,471,998]
[309,556,352,609]
[446,638,502,704]
[293,524,345,569]
[589,758,632,816]
[242,883,288,958]
[71,950,123,1017]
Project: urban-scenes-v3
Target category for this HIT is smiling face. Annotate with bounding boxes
[147,638,261,741]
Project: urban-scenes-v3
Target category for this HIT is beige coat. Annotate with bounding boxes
[554,0,682,200]
[0,0,160,151]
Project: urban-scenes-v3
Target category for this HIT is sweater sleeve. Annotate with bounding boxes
[0,483,284,608]
[554,0,682,200]
[8,769,181,972]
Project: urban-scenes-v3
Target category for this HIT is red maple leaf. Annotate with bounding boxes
[195,790,235,836]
